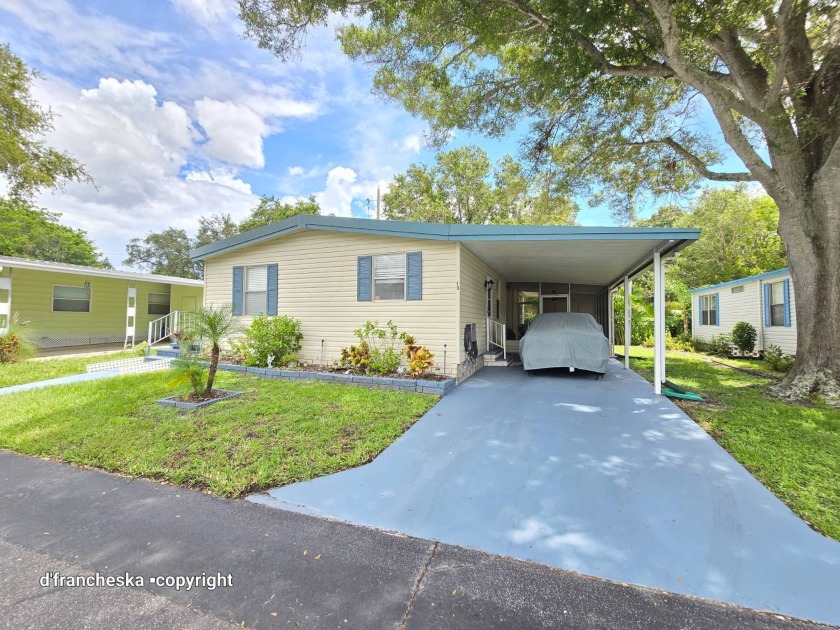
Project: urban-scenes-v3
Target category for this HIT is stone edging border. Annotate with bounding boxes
[157,389,244,409]
[217,363,457,395]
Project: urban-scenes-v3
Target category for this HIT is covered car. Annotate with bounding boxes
[519,312,610,374]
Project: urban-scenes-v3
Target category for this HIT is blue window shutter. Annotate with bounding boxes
[406,252,422,300]
[266,264,278,315]
[783,279,791,327]
[714,292,720,325]
[763,284,771,327]
[697,296,702,326]
[232,266,244,316]
[357,256,372,301]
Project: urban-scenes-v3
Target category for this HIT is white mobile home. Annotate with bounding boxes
[690,268,796,355]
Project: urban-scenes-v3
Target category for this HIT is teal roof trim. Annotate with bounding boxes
[689,268,790,294]
[190,214,701,261]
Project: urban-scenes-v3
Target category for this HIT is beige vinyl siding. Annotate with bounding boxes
[203,230,460,375]
[2,267,202,347]
[457,244,507,361]
[761,274,797,355]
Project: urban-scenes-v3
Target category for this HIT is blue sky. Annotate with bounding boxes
[0,0,747,268]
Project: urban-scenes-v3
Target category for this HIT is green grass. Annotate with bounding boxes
[0,351,134,388]
[0,371,438,497]
[618,345,840,541]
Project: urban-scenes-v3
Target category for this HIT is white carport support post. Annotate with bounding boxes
[0,275,10,335]
[607,289,615,355]
[653,250,665,395]
[623,276,631,370]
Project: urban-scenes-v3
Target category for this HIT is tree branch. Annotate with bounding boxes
[568,30,676,78]
[706,27,769,103]
[628,137,755,181]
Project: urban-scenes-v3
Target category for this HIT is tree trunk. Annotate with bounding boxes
[206,344,220,395]
[771,167,840,405]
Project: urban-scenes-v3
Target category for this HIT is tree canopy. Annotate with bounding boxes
[124,228,201,279]
[238,195,320,232]
[0,198,110,267]
[383,146,578,225]
[0,44,91,199]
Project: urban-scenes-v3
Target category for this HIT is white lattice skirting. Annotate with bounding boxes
[38,334,149,349]
[87,357,171,375]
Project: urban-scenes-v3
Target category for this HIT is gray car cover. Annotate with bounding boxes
[519,313,610,374]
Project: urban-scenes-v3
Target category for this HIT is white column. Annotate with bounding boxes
[607,290,615,355]
[623,276,631,369]
[0,275,11,335]
[653,250,664,394]
[659,257,667,383]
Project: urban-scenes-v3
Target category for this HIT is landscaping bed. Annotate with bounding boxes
[215,361,456,395]
[0,370,439,497]
[619,345,840,541]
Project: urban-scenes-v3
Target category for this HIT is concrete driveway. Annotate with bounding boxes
[250,360,840,625]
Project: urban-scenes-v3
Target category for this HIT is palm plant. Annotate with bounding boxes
[183,304,241,396]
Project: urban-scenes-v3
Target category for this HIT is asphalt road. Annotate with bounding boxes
[0,451,832,630]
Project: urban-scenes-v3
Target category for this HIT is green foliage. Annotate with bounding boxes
[241,314,303,367]
[383,146,577,226]
[764,345,795,374]
[612,289,654,346]
[182,304,243,394]
[239,195,320,232]
[665,331,693,352]
[168,355,208,398]
[195,213,239,248]
[403,334,435,376]
[131,341,149,357]
[0,45,91,199]
[708,333,734,357]
[731,322,758,353]
[0,198,110,266]
[124,227,201,279]
[0,313,36,363]
[341,320,404,375]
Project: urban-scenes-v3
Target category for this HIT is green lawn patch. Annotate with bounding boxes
[619,346,840,541]
[0,351,133,388]
[0,370,438,497]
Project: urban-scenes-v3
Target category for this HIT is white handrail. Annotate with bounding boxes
[486,317,506,359]
[146,311,197,355]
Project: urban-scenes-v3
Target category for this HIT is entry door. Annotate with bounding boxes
[181,296,197,312]
[540,295,569,313]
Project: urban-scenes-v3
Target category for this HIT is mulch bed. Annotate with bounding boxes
[218,356,449,381]
[175,389,236,403]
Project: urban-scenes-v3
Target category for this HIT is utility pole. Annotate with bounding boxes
[376,186,381,220]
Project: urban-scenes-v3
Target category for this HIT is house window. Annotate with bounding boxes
[244,265,268,315]
[701,294,717,325]
[53,285,90,312]
[147,292,170,315]
[373,254,405,300]
[769,281,786,326]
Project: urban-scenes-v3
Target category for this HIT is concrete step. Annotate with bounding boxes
[482,349,503,361]
[484,357,514,367]
[154,348,181,358]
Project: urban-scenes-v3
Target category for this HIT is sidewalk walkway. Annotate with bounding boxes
[0,370,119,396]
[0,451,828,630]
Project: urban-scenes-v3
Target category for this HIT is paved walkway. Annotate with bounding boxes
[251,361,840,626]
[0,369,119,396]
[0,451,824,629]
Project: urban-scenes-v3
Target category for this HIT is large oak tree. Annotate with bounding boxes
[239,0,840,403]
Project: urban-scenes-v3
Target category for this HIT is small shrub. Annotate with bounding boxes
[169,355,208,398]
[707,333,733,357]
[640,333,655,348]
[340,320,403,375]
[0,313,35,363]
[132,341,149,357]
[692,337,712,353]
[242,315,303,367]
[764,344,795,373]
[403,334,435,376]
[665,331,693,352]
[731,322,758,353]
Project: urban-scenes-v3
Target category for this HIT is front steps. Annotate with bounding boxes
[482,349,515,367]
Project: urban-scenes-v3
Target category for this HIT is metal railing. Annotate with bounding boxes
[487,317,507,359]
[146,311,196,354]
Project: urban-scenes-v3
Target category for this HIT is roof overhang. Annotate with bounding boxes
[190,214,699,288]
[0,256,203,287]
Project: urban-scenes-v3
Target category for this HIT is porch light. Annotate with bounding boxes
[484,278,495,290]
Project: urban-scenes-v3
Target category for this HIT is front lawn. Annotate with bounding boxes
[0,351,133,388]
[618,346,840,541]
[0,371,438,497]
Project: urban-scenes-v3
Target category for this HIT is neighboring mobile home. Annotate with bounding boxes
[0,256,204,349]
[192,215,699,385]
[690,268,796,355]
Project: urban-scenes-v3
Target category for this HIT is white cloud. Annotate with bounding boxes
[315,167,358,217]
[403,134,422,153]
[171,0,234,25]
[195,98,269,168]
[288,166,305,176]
[184,170,253,195]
